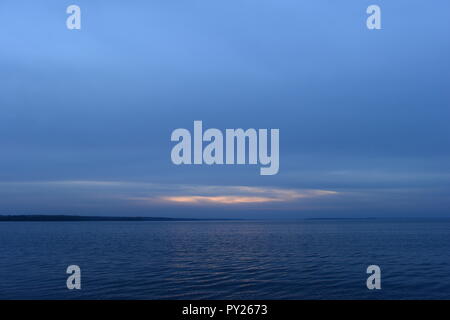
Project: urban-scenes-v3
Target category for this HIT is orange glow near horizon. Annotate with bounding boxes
[127,186,339,206]
[161,195,277,204]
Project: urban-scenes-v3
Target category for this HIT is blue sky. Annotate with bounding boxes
[0,0,449,218]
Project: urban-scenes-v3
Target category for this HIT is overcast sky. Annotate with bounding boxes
[0,0,449,218]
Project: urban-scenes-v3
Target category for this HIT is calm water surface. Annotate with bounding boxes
[1,220,449,299]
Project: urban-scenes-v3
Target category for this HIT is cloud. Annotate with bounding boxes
[0,180,338,208]
[158,196,273,204]
[128,185,338,206]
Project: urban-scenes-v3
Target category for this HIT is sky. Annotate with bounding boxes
[0,0,449,218]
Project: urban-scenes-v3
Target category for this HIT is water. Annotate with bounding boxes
[1,220,449,299]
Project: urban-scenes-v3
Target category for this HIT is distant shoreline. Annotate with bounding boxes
[0,215,234,222]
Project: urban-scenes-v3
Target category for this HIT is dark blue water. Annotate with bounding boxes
[1,220,450,299]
